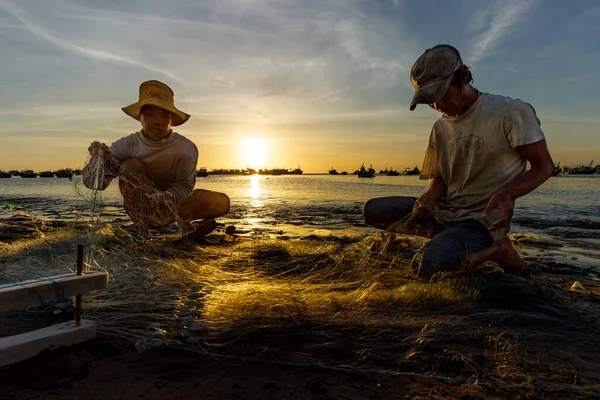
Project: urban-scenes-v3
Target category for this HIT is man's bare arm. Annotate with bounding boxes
[414,176,447,211]
[484,139,554,231]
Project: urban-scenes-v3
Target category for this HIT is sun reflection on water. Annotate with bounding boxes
[249,174,262,207]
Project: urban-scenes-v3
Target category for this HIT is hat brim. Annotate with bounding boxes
[122,98,190,126]
[409,74,453,111]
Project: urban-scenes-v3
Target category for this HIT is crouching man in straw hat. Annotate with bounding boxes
[364,44,554,278]
[82,80,230,243]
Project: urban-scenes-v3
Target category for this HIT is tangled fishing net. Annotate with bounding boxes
[389,207,438,238]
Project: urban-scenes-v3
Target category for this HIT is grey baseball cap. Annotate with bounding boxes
[409,44,463,110]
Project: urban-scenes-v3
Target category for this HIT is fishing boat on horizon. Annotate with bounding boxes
[196,167,209,177]
[386,167,400,176]
[19,170,38,178]
[258,167,303,176]
[552,163,561,177]
[0,170,12,178]
[329,167,339,175]
[55,168,74,178]
[567,161,596,175]
[39,171,55,178]
[357,164,375,178]
[404,166,420,176]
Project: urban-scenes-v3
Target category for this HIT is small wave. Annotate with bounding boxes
[544,227,600,239]
[513,216,600,231]
[510,233,564,247]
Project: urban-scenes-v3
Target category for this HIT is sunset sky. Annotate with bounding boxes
[0,0,598,173]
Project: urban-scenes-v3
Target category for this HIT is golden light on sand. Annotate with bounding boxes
[242,137,267,169]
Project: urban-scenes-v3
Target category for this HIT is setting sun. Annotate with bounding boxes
[242,138,268,169]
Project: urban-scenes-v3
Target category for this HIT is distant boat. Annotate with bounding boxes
[329,167,339,175]
[258,167,302,176]
[0,171,12,178]
[39,171,55,178]
[552,163,561,177]
[19,170,38,178]
[196,168,209,177]
[341,171,348,175]
[357,164,375,178]
[55,168,74,178]
[568,161,595,175]
[386,167,400,176]
[404,166,420,176]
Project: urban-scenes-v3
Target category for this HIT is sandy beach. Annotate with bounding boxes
[1,208,599,399]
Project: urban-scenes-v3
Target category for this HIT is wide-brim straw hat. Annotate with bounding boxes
[122,80,190,126]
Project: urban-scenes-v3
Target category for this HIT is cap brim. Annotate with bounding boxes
[409,75,453,111]
[122,99,190,126]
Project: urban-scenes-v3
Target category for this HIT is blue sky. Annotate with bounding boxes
[0,0,598,172]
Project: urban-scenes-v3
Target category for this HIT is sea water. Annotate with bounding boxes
[1,174,599,269]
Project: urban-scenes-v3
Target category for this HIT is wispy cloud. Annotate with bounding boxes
[466,0,538,65]
[0,0,185,83]
[567,5,600,32]
[0,0,416,125]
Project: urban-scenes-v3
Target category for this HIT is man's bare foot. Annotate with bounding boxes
[461,237,529,277]
[492,237,529,277]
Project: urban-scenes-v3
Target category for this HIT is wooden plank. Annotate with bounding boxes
[0,272,108,312]
[0,319,96,367]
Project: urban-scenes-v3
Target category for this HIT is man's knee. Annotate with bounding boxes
[220,193,231,215]
[189,189,230,216]
[363,198,384,229]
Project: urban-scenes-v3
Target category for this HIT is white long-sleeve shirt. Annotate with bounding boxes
[109,131,198,204]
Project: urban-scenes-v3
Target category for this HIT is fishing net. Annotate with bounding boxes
[389,207,438,238]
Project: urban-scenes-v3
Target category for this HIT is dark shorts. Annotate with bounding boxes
[364,196,494,277]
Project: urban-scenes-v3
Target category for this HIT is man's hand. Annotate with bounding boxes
[146,191,174,206]
[413,192,436,214]
[483,190,514,231]
[88,141,112,159]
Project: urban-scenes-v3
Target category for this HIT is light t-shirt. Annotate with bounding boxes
[419,93,546,242]
[109,131,198,205]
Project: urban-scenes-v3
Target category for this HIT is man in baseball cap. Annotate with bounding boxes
[364,44,554,278]
[409,44,464,111]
